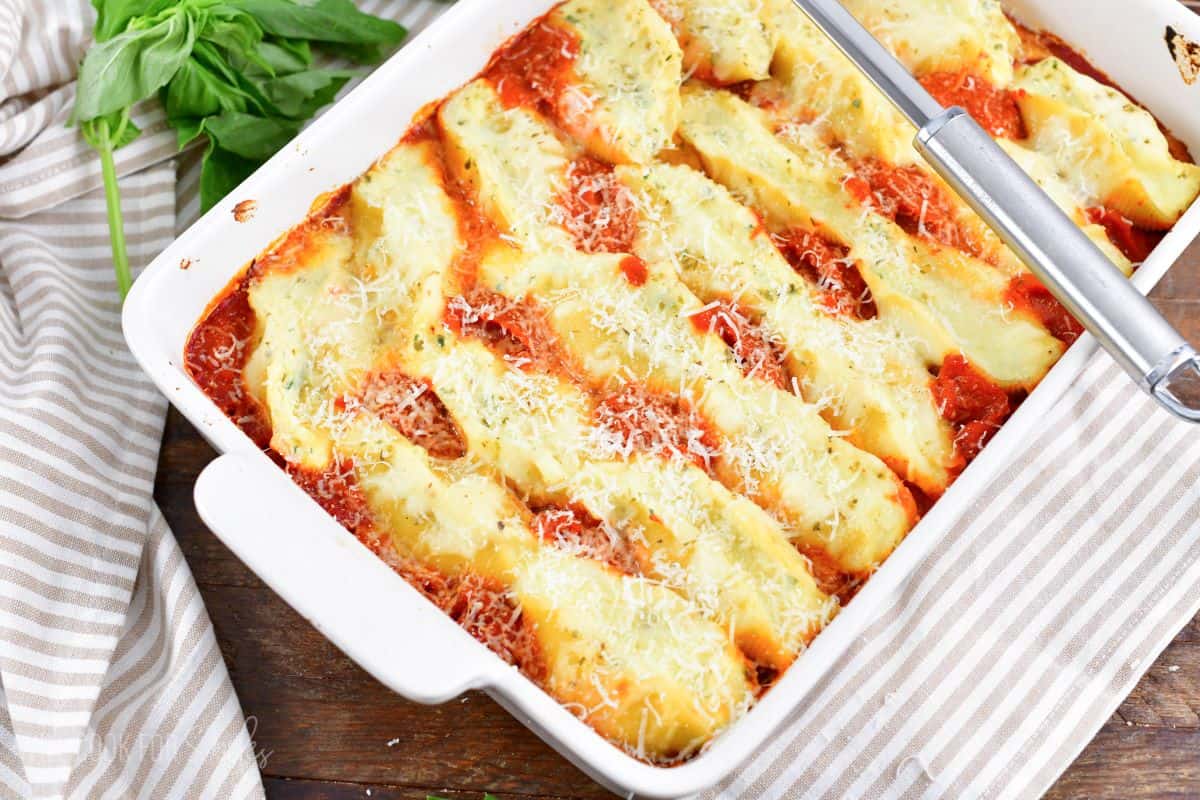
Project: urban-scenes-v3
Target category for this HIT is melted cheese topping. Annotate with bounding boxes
[677,85,1064,387]
[1013,58,1200,228]
[188,0,1200,766]
[549,0,682,164]
[619,161,959,495]
[649,0,775,84]
[840,0,1019,86]
[757,0,921,168]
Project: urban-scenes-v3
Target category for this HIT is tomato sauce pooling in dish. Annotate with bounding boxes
[183,278,271,449]
[1004,273,1084,345]
[445,287,573,376]
[533,504,642,576]
[772,228,878,320]
[485,19,579,111]
[594,383,719,472]
[688,301,789,389]
[932,355,1011,464]
[558,157,640,255]
[357,371,467,459]
[1086,207,1165,264]
[919,70,1026,139]
[845,160,985,261]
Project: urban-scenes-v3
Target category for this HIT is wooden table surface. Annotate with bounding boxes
[155,232,1200,800]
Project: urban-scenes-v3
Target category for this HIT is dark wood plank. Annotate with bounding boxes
[1153,237,1200,300]
[1114,639,1200,728]
[1045,728,1200,800]
[263,776,575,799]
[196,581,610,797]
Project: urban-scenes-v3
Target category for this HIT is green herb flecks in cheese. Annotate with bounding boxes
[1013,57,1200,229]
[678,84,1064,388]
[840,0,1019,86]
[757,0,919,167]
[440,77,915,567]
[410,278,836,669]
[249,228,358,470]
[246,141,469,470]
[619,161,959,495]
[996,138,1133,273]
[551,0,682,164]
[247,140,757,762]
[648,0,774,84]
[478,246,914,574]
[342,414,755,762]
[440,80,575,251]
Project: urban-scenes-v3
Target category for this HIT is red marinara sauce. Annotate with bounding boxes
[358,371,467,459]
[485,19,579,110]
[772,228,878,320]
[593,384,719,472]
[183,278,271,449]
[618,255,649,287]
[288,457,375,541]
[443,574,546,681]
[445,287,571,376]
[919,70,1026,139]
[845,159,983,260]
[688,301,789,389]
[533,504,641,575]
[558,157,640,255]
[931,355,1011,464]
[795,544,861,606]
[1085,207,1164,264]
[1004,273,1084,344]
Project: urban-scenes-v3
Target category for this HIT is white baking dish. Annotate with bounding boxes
[122,1,1200,796]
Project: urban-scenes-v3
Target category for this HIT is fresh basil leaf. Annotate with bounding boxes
[164,57,247,119]
[199,12,266,69]
[253,68,354,118]
[267,38,313,69]
[225,38,308,79]
[172,116,206,150]
[226,0,406,48]
[91,0,173,42]
[75,8,197,120]
[199,141,259,212]
[190,40,278,117]
[316,39,389,65]
[190,39,248,88]
[204,111,302,160]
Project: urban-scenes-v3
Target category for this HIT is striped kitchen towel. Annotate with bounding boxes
[0,2,1198,800]
[0,1,445,798]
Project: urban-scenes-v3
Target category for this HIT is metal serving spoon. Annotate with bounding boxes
[791,0,1200,422]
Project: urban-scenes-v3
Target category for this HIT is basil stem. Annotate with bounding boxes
[95,117,132,298]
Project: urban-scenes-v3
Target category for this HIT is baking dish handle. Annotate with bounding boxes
[194,451,495,704]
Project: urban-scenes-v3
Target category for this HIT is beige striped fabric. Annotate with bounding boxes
[0,1,445,798]
[0,159,263,800]
[1,1,1198,799]
[0,0,263,791]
